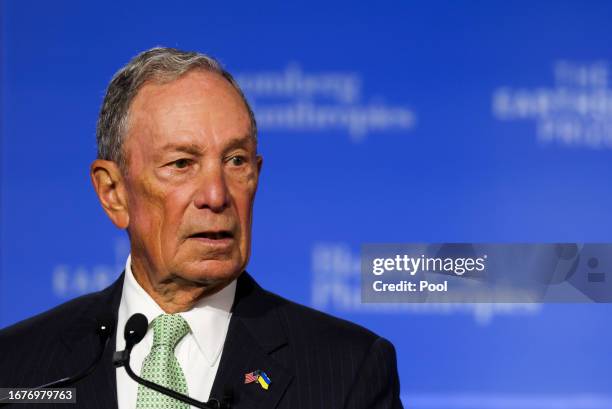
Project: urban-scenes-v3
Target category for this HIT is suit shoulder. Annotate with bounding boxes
[262,288,380,348]
[0,274,122,346]
[0,291,100,344]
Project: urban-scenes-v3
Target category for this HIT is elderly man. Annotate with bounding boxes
[0,47,403,409]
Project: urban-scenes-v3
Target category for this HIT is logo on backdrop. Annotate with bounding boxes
[52,237,128,298]
[493,60,612,149]
[235,64,416,142]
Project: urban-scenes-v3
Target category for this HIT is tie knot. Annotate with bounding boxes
[151,314,190,348]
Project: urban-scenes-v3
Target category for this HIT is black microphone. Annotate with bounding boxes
[113,313,232,409]
[112,313,148,366]
[0,312,115,405]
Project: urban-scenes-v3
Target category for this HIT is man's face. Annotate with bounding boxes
[121,70,261,288]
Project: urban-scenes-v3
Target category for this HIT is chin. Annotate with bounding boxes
[179,259,244,285]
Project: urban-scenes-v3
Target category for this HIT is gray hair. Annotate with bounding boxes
[96,47,257,171]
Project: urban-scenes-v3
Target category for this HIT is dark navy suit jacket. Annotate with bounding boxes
[0,272,403,409]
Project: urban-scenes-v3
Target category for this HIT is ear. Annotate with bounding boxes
[90,159,130,229]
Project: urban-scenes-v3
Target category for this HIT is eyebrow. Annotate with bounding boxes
[160,143,203,156]
[159,135,255,156]
[222,135,256,153]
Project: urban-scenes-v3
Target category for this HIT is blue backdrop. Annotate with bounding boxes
[2,1,612,407]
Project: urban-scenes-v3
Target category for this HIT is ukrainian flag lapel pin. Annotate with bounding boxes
[244,370,272,390]
[257,371,271,390]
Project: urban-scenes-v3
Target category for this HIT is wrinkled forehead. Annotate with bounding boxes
[123,70,254,159]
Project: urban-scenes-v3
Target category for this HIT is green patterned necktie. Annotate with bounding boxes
[136,314,191,409]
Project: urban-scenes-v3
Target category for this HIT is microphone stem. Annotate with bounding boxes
[38,336,111,389]
[123,356,217,409]
[0,333,112,406]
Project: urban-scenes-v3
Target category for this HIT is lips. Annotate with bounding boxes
[188,230,234,240]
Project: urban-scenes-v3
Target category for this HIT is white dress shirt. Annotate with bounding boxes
[115,255,236,409]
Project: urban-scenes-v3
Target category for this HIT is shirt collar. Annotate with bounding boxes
[122,254,236,366]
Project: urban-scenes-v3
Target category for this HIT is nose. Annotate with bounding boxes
[192,162,231,212]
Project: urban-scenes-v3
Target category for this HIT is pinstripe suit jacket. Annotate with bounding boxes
[0,272,403,409]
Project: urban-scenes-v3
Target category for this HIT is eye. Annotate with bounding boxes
[229,156,246,166]
[171,158,192,169]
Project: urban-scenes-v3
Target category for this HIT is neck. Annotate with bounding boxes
[130,257,231,313]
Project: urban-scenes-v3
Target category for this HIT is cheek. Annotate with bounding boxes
[127,178,176,238]
[230,178,258,232]
[162,188,194,229]
[127,187,164,242]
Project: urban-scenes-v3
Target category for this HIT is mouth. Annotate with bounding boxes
[189,231,234,240]
[187,230,235,248]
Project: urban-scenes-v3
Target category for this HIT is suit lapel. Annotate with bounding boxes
[60,273,124,409]
[56,271,294,409]
[210,273,294,409]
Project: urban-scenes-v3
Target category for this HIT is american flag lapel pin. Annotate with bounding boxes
[244,370,272,390]
[244,370,260,384]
